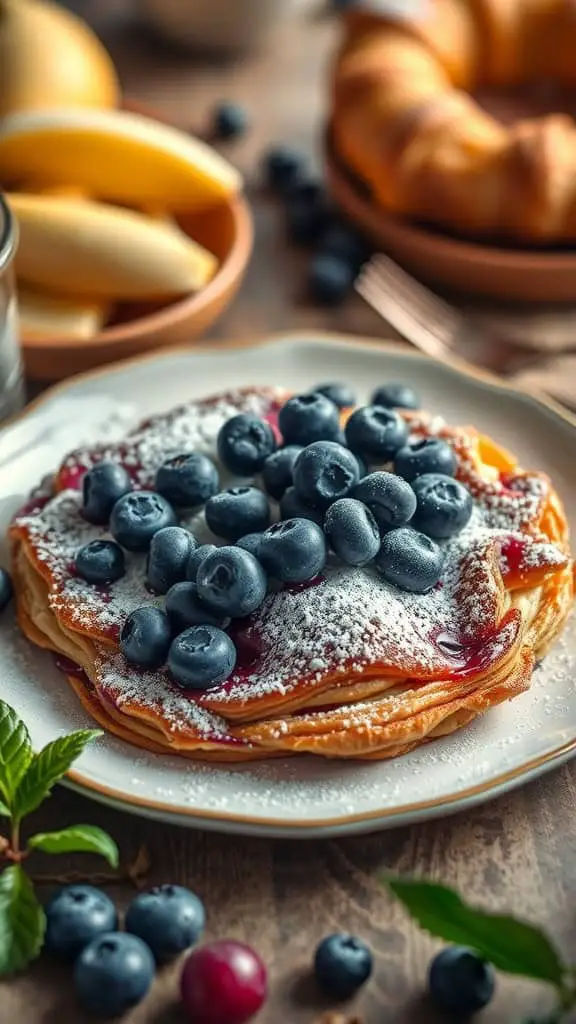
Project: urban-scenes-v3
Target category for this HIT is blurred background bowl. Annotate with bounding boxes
[20,106,253,383]
[325,132,576,305]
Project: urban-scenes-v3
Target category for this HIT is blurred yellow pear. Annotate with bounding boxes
[18,286,109,341]
[0,108,242,209]
[8,193,219,300]
[0,0,119,117]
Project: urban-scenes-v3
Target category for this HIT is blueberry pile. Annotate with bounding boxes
[43,882,267,1021]
[261,144,370,305]
[74,381,473,692]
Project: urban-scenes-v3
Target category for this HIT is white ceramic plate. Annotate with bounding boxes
[1,333,575,838]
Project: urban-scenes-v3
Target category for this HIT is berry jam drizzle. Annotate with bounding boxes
[433,630,506,679]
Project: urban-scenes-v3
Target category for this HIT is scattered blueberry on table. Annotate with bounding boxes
[428,945,496,1014]
[211,101,249,140]
[314,932,373,999]
[125,884,206,963]
[44,885,118,962]
[74,932,155,1016]
[262,144,307,193]
[0,567,13,613]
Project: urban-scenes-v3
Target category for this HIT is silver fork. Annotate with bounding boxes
[355,253,576,409]
[355,255,472,365]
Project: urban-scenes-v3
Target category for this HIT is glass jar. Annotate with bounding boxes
[0,194,24,423]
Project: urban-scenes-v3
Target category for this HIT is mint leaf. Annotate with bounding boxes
[0,865,45,974]
[388,879,566,987]
[0,700,32,809]
[29,825,119,868]
[13,729,101,822]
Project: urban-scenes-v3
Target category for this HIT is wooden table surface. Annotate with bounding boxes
[6,4,576,1022]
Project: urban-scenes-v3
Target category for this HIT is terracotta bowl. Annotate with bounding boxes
[325,141,576,304]
[20,105,254,382]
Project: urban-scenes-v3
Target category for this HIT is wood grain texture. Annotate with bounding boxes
[7,3,576,1021]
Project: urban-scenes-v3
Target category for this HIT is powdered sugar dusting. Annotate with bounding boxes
[11,388,569,736]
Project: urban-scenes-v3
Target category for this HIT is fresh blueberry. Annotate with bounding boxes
[314,933,373,999]
[308,253,354,305]
[44,885,118,962]
[217,414,277,476]
[287,196,329,247]
[120,606,172,669]
[319,223,367,271]
[345,405,408,461]
[205,486,271,542]
[110,491,177,552]
[262,445,303,501]
[279,487,324,526]
[352,471,416,530]
[74,932,155,1017]
[212,101,248,139]
[279,393,341,447]
[428,946,496,1014]
[186,544,217,582]
[293,441,360,508]
[412,473,473,539]
[259,518,326,582]
[324,498,380,566]
[375,527,444,593]
[166,581,229,633]
[82,461,132,526]
[371,383,420,410]
[75,540,125,586]
[0,567,14,612]
[168,625,236,690]
[286,178,325,204]
[146,526,197,594]
[263,144,307,192]
[313,382,356,408]
[197,546,268,617]
[236,533,263,559]
[395,438,457,482]
[125,884,205,963]
[155,453,219,509]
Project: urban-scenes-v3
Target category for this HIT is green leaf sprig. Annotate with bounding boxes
[387,877,576,1023]
[0,698,119,975]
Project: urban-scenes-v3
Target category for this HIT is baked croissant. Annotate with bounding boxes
[330,0,576,242]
